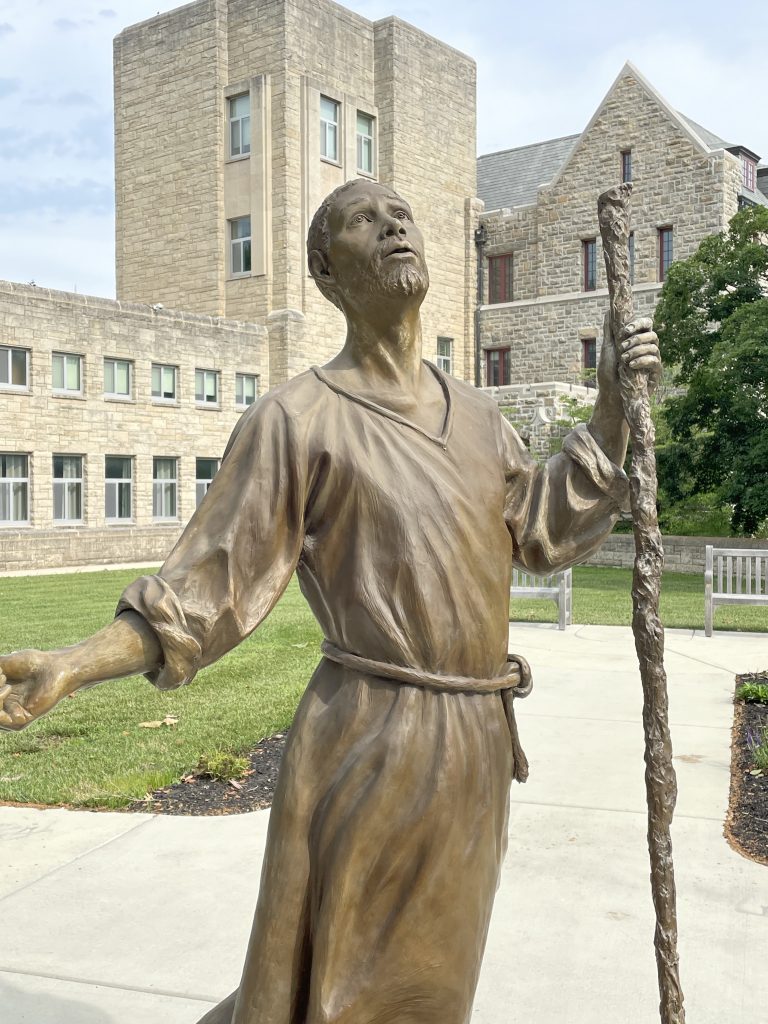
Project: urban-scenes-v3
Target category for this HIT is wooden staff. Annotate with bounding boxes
[597,183,686,1024]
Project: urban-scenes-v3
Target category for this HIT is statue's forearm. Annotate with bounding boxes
[58,611,162,694]
[587,389,629,467]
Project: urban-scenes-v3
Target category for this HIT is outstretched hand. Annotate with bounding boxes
[0,650,73,731]
[597,314,662,396]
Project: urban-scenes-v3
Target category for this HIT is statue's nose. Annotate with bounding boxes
[380,214,406,239]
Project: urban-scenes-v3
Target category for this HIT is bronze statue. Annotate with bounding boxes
[0,179,661,1024]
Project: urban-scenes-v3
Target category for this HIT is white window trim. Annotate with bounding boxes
[105,457,133,524]
[195,368,220,407]
[151,363,178,404]
[0,453,30,526]
[436,337,453,376]
[235,372,259,408]
[52,454,84,525]
[52,352,84,396]
[320,95,341,165]
[356,111,375,176]
[228,93,251,159]
[152,457,179,521]
[104,357,133,401]
[0,345,30,392]
[229,216,252,278]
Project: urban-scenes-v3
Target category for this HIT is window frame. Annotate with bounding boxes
[658,226,673,282]
[235,372,258,408]
[53,454,84,524]
[356,111,375,175]
[195,368,220,407]
[436,337,453,376]
[581,337,597,388]
[52,352,83,396]
[582,239,597,292]
[488,253,514,304]
[320,95,340,164]
[0,452,30,526]
[228,93,251,159]
[104,456,133,524]
[195,457,220,507]
[229,215,252,277]
[621,149,632,183]
[742,155,756,192]
[152,457,179,520]
[485,347,511,388]
[0,345,30,391]
[628,231,635,285]
[103,357,133,400]
[151,363,178,404]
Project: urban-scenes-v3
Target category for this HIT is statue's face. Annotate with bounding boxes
[326,181,429,305]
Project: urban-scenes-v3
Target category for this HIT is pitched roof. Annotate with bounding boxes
[678,114,767,207]
[476,134,579,212]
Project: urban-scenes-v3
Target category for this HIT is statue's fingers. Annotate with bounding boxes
[4,697,32,726]
[626,355,661,370]
[619,317,653,341]
[622,344,659,362]
[621,331,657,351]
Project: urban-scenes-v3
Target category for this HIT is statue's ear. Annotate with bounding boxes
[309,249,333,285]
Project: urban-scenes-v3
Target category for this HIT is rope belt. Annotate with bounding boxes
[320,640,532,784]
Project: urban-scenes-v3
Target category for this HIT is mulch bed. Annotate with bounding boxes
[126,732,287,816]
[725,672,768,866]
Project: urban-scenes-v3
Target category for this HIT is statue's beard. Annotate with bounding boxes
[360,252,430,300]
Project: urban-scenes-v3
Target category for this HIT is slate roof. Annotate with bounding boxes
[679,113,768,207]
[476,134,578,212]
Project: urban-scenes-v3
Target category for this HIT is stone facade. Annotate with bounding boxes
[0,280,266,572]
[583,534,768,575]
[114,0,477,385]
[476,64,760,386]
[484,381,596,460]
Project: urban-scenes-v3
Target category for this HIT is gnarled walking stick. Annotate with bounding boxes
[598,183,686,1024]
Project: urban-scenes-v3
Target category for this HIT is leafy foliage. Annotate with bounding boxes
[736,680,768,705]
[654,205,768,535]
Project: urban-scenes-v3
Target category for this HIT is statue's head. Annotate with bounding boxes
[307,179,429,315]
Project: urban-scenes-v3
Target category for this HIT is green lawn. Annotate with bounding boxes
[0,564,764,808]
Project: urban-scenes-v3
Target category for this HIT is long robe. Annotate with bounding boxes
[117,364,629,1024]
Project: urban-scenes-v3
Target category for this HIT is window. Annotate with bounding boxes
[151,363,177,402]
[52,352,82,394]
[230,216,251,276]
[235,372,258,407]
[582,337,597,388]
[583,239,597,291]
[0,454,29,525]
[229,93,250,157]
[195,369,220,405]
[628,232,635,285]
[658,227,673,282]
[485,348,510,387]
[53,455,83,523]
[356,112,374,174]
[0,346,29,390]
[153,458,178,519]
[196,458,220,507]
[320,96,340,162]
[105,456,132,522]
[436,337,453,375]
[742,155,756,192]
[621,149,632,183]
[488,254,514,304]
[104,358,132,399]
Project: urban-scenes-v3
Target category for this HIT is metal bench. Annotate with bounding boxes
[704,545,768,636]
[510,568,572,630]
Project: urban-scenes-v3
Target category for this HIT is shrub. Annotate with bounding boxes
[736,681,768,705]
[196,750,250,782]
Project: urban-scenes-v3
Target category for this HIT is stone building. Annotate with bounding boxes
[475,62,767,388]
[0,280,265,570]
[114,0,478,385]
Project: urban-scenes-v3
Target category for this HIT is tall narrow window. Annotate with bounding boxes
[741,155,756,192]
[196,457,220,507]
[0,346,29,390]
[105,456,132,522]
[658,227,673,282]
[485,348,510,387]
[235,372,258,407]
[583,239,597,291]
[153,458,178,519]
[628,232,635,285]
[230,216,251,276]
[229,94,251,157]
[621,149,632,183]
[52,352,82,394]
[582,337,597,388]
[151,363,177,402]
[488,254,514,304]
[195,369,220,405]
[320,96,340,162]
[53,455,83,523]
[0,454,29,525]
[104,358,132,398]
[436,337,453,375]
[356,112,374,174]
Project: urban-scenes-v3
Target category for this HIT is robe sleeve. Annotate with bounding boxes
[502,416,630,575]
[115,396,307,690]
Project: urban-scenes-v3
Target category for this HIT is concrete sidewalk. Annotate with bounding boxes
[1,625,766,1023]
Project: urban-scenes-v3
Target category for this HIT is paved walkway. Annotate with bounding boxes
[1,624,766,1023]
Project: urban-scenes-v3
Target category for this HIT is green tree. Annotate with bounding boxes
[654,205,768,535]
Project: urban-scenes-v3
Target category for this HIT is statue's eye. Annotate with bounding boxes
[350,212,369,225]
[394,210,410,220]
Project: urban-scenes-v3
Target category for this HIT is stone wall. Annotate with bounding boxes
[584,534,768,575]
[483,380,597,460]
[0,280,266,572]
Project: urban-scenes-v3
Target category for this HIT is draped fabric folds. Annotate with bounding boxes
[117,365,627,1024]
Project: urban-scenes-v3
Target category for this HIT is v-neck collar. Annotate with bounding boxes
[311,360,454,448]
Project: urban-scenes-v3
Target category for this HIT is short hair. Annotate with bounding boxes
[307,179,404,309]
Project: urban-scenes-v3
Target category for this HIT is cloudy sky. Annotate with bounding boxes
[0,0,765,298]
